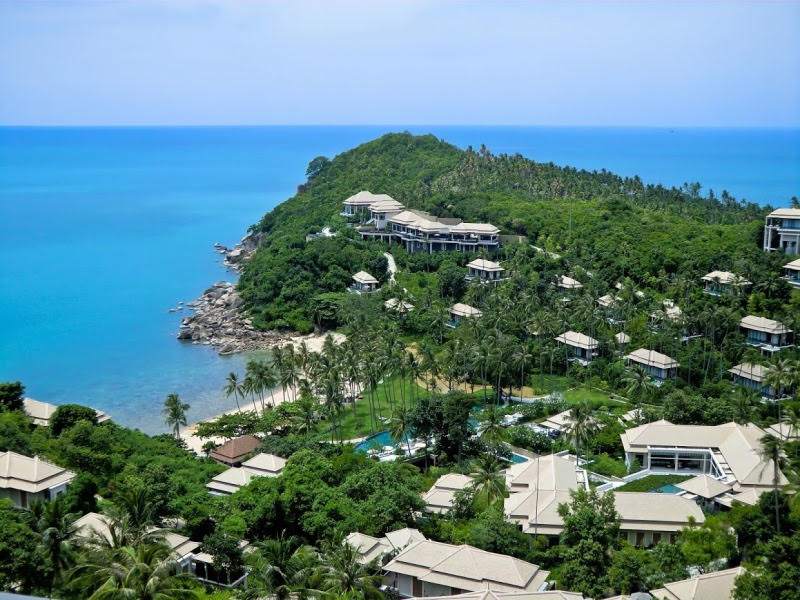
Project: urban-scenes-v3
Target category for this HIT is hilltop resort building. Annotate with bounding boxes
[728,362,788,401]
[739,315,793,354]
[763,207,800,254]
[209,435,261,467]
[620,420,788,509]
[0,451,75,509]
[554,331,599,365]
[624,348,679,382]
[382,540,550,597]
[206,452,286,496]
[465,258,507,285]
[448,303,483,327]
[22,397,110,427]
[782,257,800,287]
[346,527,426,565]
[351,271,380,294]
[700,271,751,296]
[422,473,475,514]
[344,193,502,254]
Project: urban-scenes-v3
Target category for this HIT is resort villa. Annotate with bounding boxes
[0,451,75,509]
[648,566,745,600]
[465,259,507,285]
[620,420,788,509]
[448,303,482,327]
[22,397,110,427]
[554,331,599,365]
[504,452,587,493]
[206,452,286,496]
[74,512,200,570]
[419,592,585,600]
[351,271,380,294]
[340,191,399,218]
[346,527,426,565]
[624,348,679,382]
[701,271,751,296]
[763,207,800,254]
[556,275,582,293]
[782,257,800,287]
[739,315,793,354]
[385,298,414,314]
[505,488,703,547]
[649,300,683,331]
[382,540,550,597]
[614,332,630,350]
[422,473,475,514]
[209,435,261,467]
[728,362,788,401]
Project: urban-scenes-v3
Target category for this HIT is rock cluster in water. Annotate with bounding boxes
[179,232,285,355]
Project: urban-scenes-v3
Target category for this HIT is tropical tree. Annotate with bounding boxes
[162,393,190,438]
[318,540,384,599]
[33,497,79,590]
[224,371,244,412]
[764,358,794,420]
[563,399,598,465]
[69,543,197,600]
[469,454,508,507]
[623,365,655,404]
[479,405,504,443]
[758,433,788,534]
[244,534,319,600]
[390,406,414,456]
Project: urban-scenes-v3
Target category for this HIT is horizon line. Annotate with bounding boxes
[2,123,799,130]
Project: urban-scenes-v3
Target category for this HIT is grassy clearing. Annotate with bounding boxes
[614,474,692,493]
[337,376,429,440]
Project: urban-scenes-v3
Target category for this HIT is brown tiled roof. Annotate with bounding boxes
[209,435,261,463]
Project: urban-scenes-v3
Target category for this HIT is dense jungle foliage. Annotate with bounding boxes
[237,132,783,332]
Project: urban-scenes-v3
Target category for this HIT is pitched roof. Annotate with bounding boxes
[784,258,800,270]
[557,275,583,289]
[343,190,396,206]
[352,271,379,285]
[345,531,391,564]
[422,473,474,513]
[740,315,791,334]
[450,303,483,318]
[206,466,257,495]
[554,331,598,350]
[0,452,75,493]
[767,207,800,218]
[384,540,549,593]
[384,527,426,550]
[241,452,286,475]
[649,566,745,600]
[22,397,110,427]
[450,222,500,234]
[728,363,768,383]
[701,271,750,285]
[74,512,200,558]
[419,592,584,600]
[385,298,414,312]
[209,435,261,464]
[676,475,732,499]
[766,421,800,441]
[614,332,631,344]
[390,210,448,233]
[620,421,789,487]
[597,294,618,308]
[369,198,405,212]
[624,348,679,370]
[467,258,504,272]
[505,453,580,492]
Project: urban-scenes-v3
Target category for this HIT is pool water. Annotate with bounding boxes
[355,430,410,454]
[652,484,683,494]
[510,453,530,464]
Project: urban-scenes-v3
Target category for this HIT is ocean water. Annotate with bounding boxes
[1,126,798,433]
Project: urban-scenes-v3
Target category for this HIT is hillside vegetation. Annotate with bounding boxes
[238,132,779,332]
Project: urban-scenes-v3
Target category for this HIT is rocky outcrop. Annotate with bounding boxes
[178,281,288,354]
[214,231,264,273]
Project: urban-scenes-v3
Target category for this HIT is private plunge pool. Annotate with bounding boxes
[651,483,684,494]
[355,430,409,454]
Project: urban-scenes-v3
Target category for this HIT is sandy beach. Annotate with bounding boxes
[180,330,345,454]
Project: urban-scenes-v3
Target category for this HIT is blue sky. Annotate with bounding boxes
[1,0,798,126]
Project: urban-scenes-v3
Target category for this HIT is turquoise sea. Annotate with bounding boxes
[1,126,798,433]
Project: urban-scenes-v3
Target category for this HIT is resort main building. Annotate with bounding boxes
[343,191,501,254]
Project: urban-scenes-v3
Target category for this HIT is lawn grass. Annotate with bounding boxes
[614,474,693,493]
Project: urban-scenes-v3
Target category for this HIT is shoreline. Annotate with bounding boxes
[179,330,345,454]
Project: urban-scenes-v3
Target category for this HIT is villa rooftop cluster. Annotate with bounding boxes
[341,191,501,254]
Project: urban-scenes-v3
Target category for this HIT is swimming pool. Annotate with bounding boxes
[651,484,683,494]
[510,453,530,464]
[354,430,410,454]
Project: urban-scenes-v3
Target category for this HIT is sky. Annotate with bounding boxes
[0,0,799,127]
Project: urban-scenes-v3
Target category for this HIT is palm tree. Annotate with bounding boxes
[245,534,319,600]
[479,405,504,443]
[318,540,384,599]
[224,371,243,412]
[390,407,414,456]
[70,543,197,600]
[34,497,79,590]
[623,365,654,404]
[730,386,757,425]
[511,342,534,397]
[469,454,508,507]
[764,358,794,421]
[162,393,189,438]
[782,405,800,455]
[563,399,598,466]
[758,433,788,534]
[108,486,157,542]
